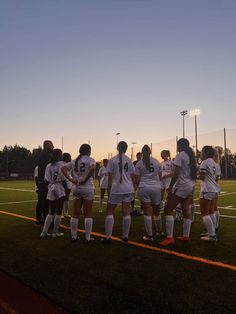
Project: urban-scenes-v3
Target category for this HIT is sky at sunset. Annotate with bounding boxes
[1,0,236,160]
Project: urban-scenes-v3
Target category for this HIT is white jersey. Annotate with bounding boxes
[135,157,161,188]
[173,151,195,189]
[161,159,174,177]
[200,158,219,193]
[66,155,96,188]
[106,154,135,194]
[44,162,66,200]
[60,161,73,189]
[98,166,108,189]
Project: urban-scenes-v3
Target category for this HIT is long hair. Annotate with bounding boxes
[202,145,215,159]
[75,144,91,172]
[177,138,196,180]
[62,153,71,163]
[51,149,62,165]
[117,141,128,183]
[142,145,151,170]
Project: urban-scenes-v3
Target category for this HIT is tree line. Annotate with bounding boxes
[0,144,236,178]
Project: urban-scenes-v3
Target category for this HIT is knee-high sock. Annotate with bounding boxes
[210,213,216,231]
[203,215,215,236]
[53,215,62,234]
[144,215,152,236]
[183,218,192,237]
[153,215,162,232]
[70,217,79,238]
[85,218,93,240]
[105,215,114,239]
[42,214,54,233]
[122,215,131,238]
[165,215,174,238]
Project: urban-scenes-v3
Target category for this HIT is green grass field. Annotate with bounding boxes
[0,180,236,314]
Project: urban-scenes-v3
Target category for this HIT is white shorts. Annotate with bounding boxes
[161,177,172,190]
[47,183,66,201]
[172,184,194,199]
[200,192,218,200]
[108,193,134,205]
[138,187,161,205]
[72,186,95,201]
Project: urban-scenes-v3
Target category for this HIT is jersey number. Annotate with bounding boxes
[149,163,154,173]
[80,163,85,172]
[118,162,129,172]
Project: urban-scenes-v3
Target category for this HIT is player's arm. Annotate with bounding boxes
[61,166,78,184]
[168,165,180,192]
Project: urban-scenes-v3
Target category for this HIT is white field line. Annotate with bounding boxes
[1,200,236,219]
[0,187,35,192]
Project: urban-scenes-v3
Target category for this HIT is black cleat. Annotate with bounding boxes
[101,237,112,244]
[120,236,129,243]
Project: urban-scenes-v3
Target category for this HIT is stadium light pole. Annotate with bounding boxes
[190,109,200,158]
[116,132,120,146]
[131,142,137,161]
[180,110,188,138]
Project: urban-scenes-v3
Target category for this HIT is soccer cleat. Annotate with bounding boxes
[71,236,79,242]
[142,235,154,241]
[156,231,165,236]
[85,237,95,243]
[120,236,129,243]
[200,232,209,237]
[177,236,190,242]
[159,237,175,246]
[101,237,112,244]
[200,235,217,241]
[52,232,64,238]
[40,232,51,238]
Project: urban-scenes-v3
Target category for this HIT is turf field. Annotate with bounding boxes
[0,180,236,314]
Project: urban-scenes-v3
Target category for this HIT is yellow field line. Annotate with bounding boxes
[0,210,236,272]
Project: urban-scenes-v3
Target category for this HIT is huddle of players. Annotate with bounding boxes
[39,139,221,245]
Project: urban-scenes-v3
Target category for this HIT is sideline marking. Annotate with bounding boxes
[0,298,19,314]
[0,210,236,272]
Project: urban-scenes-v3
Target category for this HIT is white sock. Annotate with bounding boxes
[122,215,131,238]
[183,218,192,237]
[202,215,215,236]
[153,215,162,232]
[100,199,103,209]
[209,213,216,231]
[144,215,153,236]
[42,214,54,233]
[215,210,220,229]
[53,215,62,234]
[165,215,174,238]
[105,215,114,239]
[84,218,93,241]
[70,217,79,238]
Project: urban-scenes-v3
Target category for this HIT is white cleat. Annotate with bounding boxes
[40,232,51,238]
[200,235,217,241]
[52,232,64,238]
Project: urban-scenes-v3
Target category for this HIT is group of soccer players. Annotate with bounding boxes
[38,138,221,245]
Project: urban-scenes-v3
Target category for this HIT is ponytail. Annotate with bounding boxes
[117,141,128,183]
[142,145,151,170]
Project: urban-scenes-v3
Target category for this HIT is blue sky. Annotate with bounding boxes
[1,0,236,160]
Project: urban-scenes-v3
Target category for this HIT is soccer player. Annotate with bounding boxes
[160,150,174,205]
[199,146,219,241]
[62,144,96,242]
[130,152,142,216]
[40,149,66,238]
[135,145,162,241]
[37,140,54,224]
[213,148,221,230]
[97,159,109,212]
[159,138,197,245]
[61,153,72,218]
[102,141,135,243]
